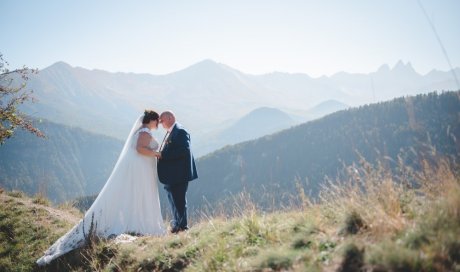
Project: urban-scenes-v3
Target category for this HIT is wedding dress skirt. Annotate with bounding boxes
[37,122,165,266]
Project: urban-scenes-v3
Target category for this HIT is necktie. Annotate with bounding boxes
[159,132,170,152]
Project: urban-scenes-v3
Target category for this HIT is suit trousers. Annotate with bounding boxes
[164,182,189,230]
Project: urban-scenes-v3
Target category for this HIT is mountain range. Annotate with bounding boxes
[1,91,459,214]
[19,59,459,156]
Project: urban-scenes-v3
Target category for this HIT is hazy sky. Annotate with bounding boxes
[2,0,459,77]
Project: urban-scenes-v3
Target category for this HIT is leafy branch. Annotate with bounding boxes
[0,53,44,144]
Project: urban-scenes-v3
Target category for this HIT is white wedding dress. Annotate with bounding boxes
[37,116,166,266]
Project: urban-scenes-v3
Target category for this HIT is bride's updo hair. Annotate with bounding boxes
[142,110,160,124]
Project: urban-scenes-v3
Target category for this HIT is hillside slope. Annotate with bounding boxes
[191,91,460,210]
[1,157,459,271]
[0,190,80,271]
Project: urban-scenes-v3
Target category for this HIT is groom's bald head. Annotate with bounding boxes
[159,111,176,129]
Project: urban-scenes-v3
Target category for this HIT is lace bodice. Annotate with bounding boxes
[137,128,159,151]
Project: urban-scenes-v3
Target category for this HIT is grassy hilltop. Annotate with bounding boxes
[1,157,459,272]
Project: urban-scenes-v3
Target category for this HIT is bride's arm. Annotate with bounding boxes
[136,132,161,157]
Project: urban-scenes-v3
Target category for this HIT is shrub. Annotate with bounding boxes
[32,194,50,206]
[340,210,365,235]
[7,190,24,198]
[291,236,313,250]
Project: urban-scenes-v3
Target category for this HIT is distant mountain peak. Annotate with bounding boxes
[225,106,295,138]
[173,59,243,78]
[46,61,72,70]
[309,99,349,114]
[249,107,286,115]
[197,59,218,65]
[392,60,414,71]
[391,60,418,76]
[188,59,223,69]
[236,107,294,124]
[393,60,405,69]
[377,64,390,73]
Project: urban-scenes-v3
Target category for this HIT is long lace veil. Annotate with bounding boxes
[90,114,144,206]
[112,115,143,169]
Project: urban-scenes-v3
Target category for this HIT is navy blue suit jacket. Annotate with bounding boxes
[158,124,198,185]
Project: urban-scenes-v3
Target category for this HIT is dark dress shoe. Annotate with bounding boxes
[170,227,189,234]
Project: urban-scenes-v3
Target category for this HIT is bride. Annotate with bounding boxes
[37,110,166,266]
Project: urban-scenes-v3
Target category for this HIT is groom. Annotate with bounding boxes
[158,111,198,233]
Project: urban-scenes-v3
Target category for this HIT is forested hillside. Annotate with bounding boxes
[0,120,123,203]
[191,91,460,210]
